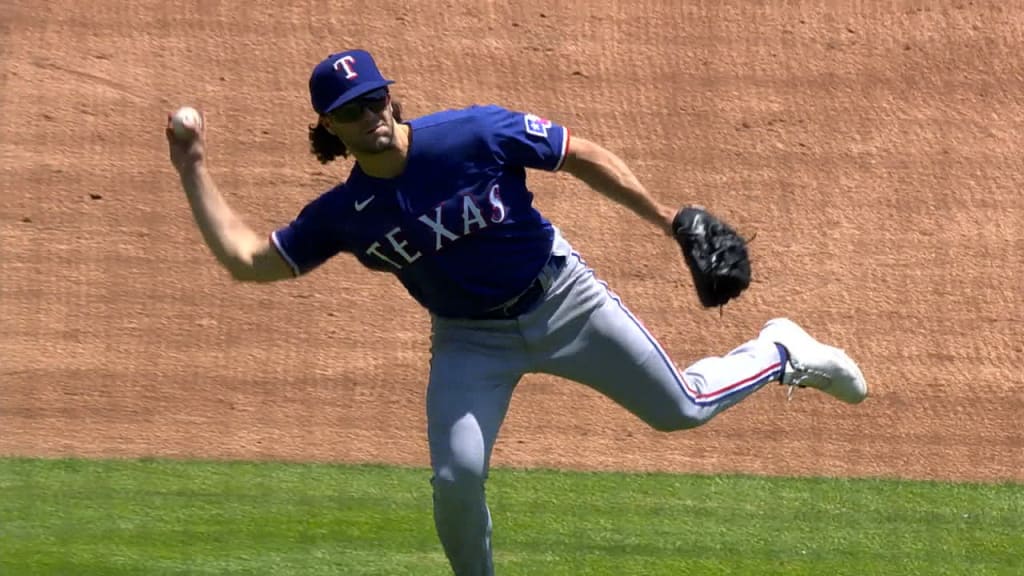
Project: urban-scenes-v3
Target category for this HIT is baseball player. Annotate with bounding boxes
[165,48,868,576]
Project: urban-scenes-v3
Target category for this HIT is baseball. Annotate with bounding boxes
[171,106,203,140]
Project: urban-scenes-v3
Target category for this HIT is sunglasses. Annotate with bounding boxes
[328,90,390,123]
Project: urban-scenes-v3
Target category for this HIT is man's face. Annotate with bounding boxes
[322,90,396,155]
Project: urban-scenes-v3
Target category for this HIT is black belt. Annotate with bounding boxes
[469,255,563,320]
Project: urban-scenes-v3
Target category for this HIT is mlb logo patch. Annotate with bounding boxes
[524,114,552,138]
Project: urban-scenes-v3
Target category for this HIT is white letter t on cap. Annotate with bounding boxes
[334,55,358,79]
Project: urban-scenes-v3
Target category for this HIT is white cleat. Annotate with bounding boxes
[759,318,868,404]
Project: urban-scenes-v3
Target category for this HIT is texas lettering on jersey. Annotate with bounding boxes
[271,104,569,317]
[366,184,507,270]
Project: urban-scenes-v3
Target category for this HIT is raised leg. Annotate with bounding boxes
[528,252,783,431]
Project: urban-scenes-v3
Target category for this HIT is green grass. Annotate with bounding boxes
[1,458,1021,575]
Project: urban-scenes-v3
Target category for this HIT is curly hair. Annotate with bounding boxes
[308,99,404,164]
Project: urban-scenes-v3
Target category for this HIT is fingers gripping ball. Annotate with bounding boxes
[672,206,752,308]
[171,106,203,140]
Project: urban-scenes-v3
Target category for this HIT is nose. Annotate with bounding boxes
[367,103,388,121]
[351,107,376,129]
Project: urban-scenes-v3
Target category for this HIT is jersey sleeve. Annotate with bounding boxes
[484,106,570,172]
[269,186,349,276]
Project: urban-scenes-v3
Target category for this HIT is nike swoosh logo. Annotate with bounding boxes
[354,195,376,211]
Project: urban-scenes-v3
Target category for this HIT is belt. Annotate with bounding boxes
[469,255,564,320]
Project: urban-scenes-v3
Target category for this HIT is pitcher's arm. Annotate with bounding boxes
[177,163,294,283]
[560,136,677,236]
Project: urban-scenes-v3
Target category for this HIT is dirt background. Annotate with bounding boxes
[2,1,1021,484]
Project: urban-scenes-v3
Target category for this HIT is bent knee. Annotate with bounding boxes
[645,410,708,432]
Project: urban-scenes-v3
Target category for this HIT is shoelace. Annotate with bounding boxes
[784,367,824,401]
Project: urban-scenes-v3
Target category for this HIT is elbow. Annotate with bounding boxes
[222,253,262,283]
[218,234,289,283]
[221,232,268,282]
[224,256,287,284]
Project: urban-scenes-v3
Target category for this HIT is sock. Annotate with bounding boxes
[775,343,790,383]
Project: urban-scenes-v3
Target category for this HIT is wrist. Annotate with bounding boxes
[177,159,207,178]
[659,206,677,236]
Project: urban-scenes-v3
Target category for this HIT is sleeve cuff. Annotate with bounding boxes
[270,230,301,277]
[553,126,570,172]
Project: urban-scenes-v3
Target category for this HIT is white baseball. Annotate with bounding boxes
[171,106,203,140]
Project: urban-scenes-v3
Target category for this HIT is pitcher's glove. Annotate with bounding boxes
[672,206,752,308]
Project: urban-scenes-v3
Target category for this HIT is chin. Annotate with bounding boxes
[348,130,396,155]
[369,135,396,153]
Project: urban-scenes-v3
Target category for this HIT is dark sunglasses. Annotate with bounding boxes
[329,90,390,123]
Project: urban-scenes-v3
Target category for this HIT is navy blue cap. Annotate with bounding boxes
[309,49,395,114]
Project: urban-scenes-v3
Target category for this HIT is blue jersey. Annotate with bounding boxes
[271,105,571,318]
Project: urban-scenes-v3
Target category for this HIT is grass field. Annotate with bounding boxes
[1,458,1021,575]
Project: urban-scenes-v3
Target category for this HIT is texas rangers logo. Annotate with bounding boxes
[333,55,358,79]
[524,114,552,138]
